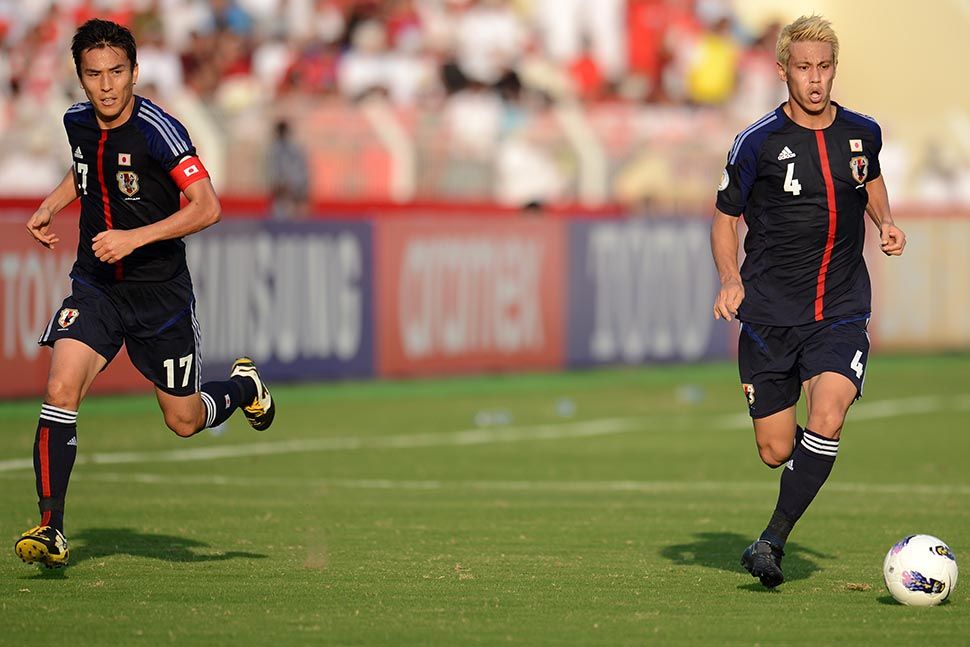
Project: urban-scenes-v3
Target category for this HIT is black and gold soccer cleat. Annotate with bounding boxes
[741,539,784,588]
[14,525,70,568]
[230,357,275,431]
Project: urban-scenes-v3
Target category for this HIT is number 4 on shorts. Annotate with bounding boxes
[850,350,864,378]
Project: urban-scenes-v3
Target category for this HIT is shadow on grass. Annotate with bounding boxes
[66,527,268,567]
[660,531,834,591]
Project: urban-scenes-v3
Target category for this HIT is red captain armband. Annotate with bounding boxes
[170,156,210,191]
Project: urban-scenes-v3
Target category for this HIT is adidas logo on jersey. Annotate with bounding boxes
[777,146,796,161]
[73,146,83,159]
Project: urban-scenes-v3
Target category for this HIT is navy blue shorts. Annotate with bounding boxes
[39,270,201,396]
[737,315,870,419]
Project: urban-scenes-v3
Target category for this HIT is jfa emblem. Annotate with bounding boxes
[850,155,869,184]
[742,383,755,407]
[58,308,79,328]
[116,171,140,197]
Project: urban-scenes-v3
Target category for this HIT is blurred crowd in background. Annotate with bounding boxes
[0,0,967,210]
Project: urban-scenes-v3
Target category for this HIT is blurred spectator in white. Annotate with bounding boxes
[266,119,310,218]
[454,0,525,86]
[338,18,391,101]
[533,0,626,86]
[0,128,63,197]
[252,29,296,95]
[443,81,503,159]
[134,24,185,103]
[160,0,213,51]
[515,32,571,102]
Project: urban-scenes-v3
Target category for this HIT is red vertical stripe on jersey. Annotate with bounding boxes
[96,130,124,281]
[813,130,838,321]
[38,426,51,526]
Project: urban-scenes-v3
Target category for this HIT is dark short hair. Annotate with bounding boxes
[71,19,137,77]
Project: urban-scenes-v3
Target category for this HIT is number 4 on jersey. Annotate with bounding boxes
[783,162,802,196]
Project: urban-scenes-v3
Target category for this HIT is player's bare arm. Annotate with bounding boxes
[711,208,744,321]
[92,176,221,264]
[26,168,80,249]
[864,175,905,256]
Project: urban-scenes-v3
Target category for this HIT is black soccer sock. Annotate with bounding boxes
[200,377,257,428]
[33,404,79,532]
[760,428,839,547]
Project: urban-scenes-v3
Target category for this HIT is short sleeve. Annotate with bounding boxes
[715,142,758,217]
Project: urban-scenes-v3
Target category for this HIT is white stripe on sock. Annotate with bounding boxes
[801,434,839,457]
[40,404,78,424]
[200,392,217,428]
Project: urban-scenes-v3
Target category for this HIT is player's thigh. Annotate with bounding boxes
[45,338,109,408]
[738,322,801,419]
[752,405,798,467]
[122,274,201,396]
[799,317,870,436]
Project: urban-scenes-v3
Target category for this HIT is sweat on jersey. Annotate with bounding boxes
[716,102,881,326]
[64,96,209,283]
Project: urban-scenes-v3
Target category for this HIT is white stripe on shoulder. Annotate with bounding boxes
[140,103,188,153]
[137,108,187,156]
[141,102,188,146]
[66,103,90,113]
[729,112,778,164]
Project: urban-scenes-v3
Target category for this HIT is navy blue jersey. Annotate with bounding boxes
[716,102,881,326]
[64,96,208,283]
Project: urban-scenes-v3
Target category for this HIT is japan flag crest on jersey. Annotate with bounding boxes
[117,171,140,197]
[850,156,869,184]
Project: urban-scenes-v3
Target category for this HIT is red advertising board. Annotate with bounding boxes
[0,216,148,399]
[375,217,565,377]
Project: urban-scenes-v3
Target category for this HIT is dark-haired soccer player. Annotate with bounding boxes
[14,19,276,568]
[711,15,906,588]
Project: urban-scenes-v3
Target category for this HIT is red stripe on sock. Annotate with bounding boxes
[39,426,51,526]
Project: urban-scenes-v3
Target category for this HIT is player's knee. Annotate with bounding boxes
[163,411,203,438]
[44,377,81,410]
[757,442,792,468]
[806,408,846,438]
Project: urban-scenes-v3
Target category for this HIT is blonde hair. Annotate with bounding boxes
[776,15,839,68]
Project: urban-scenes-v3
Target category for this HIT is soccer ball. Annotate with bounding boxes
[883,534,959,606]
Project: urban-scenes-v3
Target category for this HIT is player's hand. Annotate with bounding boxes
[880,223,906,256]
[713,278,744,321]
[26,206,59,249]
[92,229,139,264]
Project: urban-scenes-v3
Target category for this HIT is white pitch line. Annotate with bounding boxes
[1,470,967,497]
[0,393,965,474]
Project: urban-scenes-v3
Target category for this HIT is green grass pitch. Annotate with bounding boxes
[1,354,968,645]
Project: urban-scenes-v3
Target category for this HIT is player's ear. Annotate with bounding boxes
[132,63,139,85]
[776,61,787,83]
